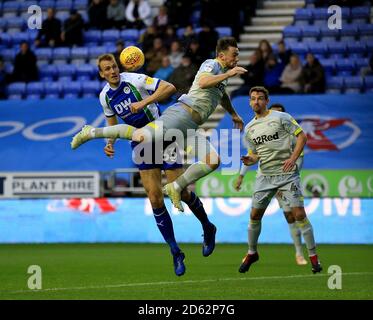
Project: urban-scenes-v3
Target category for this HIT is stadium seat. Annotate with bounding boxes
[56,11,70,22]
[351,6,370,23]
[7,82,26,97]
[35,48,53,62]
[2,48,16,62]
[355,58,370,72]
[121,29,140,42]
[62,82,82,95]
[344,76,364,93]
[294,8,313,23]
[88,46,107,60]
[319,59,335,76]
[76,64,96,80]
[283,26,302,42]
[335,59,356,76]
[307,42,328,57]
[102,30,121,43]
[216,27,232,37]
[39,0,56,10]
[84,30,102,44]
[19,1,35,11]
[8,94,23,100]
[6,17,25,31]
[347,42,367,57]
[301,25,320,42]
[55,0,73,11]
[44,82,61,96]
[74,0,89,10]
[288,42,308,56]
[57,64,76,79]
[82,81,101,95]
[319,26,340,41]
[176,28,185,38]
[359,24,373,41]
[364,75,373,92]
[339,24,358,41]
[0,19,7,32]
[11,33,29,45]
[327,42,346,57]
[27,82,45,96]
[39,64,57,81]
[53,47,71,61]
[70,47,88,63]
[326,76,344,93]
[2,2,21,14]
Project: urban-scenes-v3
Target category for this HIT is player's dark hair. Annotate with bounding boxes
[97,53,117,71]
[216,37,237,54]
[249,86,269,100]
[269,103,285,112]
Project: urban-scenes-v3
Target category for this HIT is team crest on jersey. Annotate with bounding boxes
[123,86,131,94]
[145,77,154,85]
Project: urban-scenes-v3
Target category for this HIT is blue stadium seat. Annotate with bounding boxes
[55,0,73,11]
[27,82,45,95]
[2,2,21,13]
[319,59,335,76]
[326,76,344,93]
[11,33,29,45]
[26,94,42,100]
[82,81,101,95]
[39,65,57,81]
[62,82,82,95]
[351,6,370,23]
[39,0,56,10]
[344,76,364,93]
[2,48,16,62]
[76,64,96,80]
[294,8,313,23]
[44,82,61,96]
[283,26,302,42]
[340,24,358,41]
[7,82,26,96]
[319,26,340,41]
[327,42,346,57]
[74,0,88,10]
[19,1,35,11]
[88,46,107,59]
[121,29,140,42]
[364,76,373,92]
[102,30,120,43]
[216,27,232,37]
[84,30,102,44]
[335,59,356,76]
[6,17,25,30]
[56,11,70,22]
[53,47,71,61]
[347,42,367,57]
[35,48,53,61]
[8,94,23,100]
[71,47,88,60]
[288,42,308,56]
[359,24,373,41]
[311,8,328,23]
[0,19,7,32]
[355,58,369,71]
[307,42,328,57]
[57,64,76,79]
[301,25,320,42]
[176,28,185,38]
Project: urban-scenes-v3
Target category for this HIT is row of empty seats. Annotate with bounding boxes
[326,75,373,93]
[0,0,88,14]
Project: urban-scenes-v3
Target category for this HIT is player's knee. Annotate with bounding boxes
[132,129,144,143]
[250,208,264,220]
[148,190,164,208]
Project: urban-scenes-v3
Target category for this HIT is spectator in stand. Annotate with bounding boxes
[169,54,198,97]
[277,40,292,67]
[181,25,197,50]
[35,8,62,47]
[169,41,184,68]
[154,56,174,81]
[231,49,264,98]
[263,53,283,93]
[258,39,273,64]
[88,0,107,30]
[125,0,152,29]
[107,0,126,29]
[164,0,192,28]
[161,26,178,49]
[144,37,168,75]
[139,25,158,53]
[301,53,325,94]
[61,10,85,47]
[0,57,10,99]
[153,5,169,34]
[113,40,126,72]
[279,54,303,94]
[197,22,219,60]
[186,39,204,67]
[12,42,38,83]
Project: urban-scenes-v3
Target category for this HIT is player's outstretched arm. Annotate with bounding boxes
[198,67,247,89]
[130,80,176,113]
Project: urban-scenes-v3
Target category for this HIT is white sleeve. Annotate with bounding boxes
[130,73,161,92]
[239,164,250,176]
[99,90,115,117]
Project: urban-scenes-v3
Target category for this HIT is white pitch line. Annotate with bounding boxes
[6,272,373,295]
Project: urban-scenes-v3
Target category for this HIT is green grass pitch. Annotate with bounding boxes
[0,243,372,300]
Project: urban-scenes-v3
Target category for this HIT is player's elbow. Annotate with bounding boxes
[198,78,209,89]
[167,83,177,94]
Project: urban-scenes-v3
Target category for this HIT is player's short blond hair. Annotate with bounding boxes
[249,86,269,100]
[97,53,117,71]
